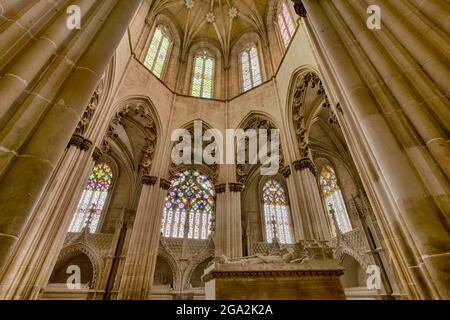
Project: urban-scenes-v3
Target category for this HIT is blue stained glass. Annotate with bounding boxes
[161,170,215,240]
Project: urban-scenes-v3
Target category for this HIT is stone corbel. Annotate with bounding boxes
[160,178,171,190]
[92,147,103,163]
[292,0,307,18]
[293,158,317,176]
[80,139,92,151]
[281,165,292,178]
[229,183,245,193]
[142,175,158,186]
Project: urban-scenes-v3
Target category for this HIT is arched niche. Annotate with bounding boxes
[188,257,213,289]
[339,254,367,289]
[49,248,97,289]
[153,256,175,288]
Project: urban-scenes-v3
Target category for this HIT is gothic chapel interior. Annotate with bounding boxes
[0,0,448,300]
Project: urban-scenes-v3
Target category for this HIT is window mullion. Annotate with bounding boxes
[152,35,164,72]
[200,58,206,98]
[247,51,253,88]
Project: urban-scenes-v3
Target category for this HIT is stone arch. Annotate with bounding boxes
[335,246,369,271]
[234,111,286,184]
[182,248,215,290]
[336,251,368,289]
[51,243,102,289]
[168,119,220,183]
[103,96,162,178]
[286,67,327,160]
[157,246,182,290]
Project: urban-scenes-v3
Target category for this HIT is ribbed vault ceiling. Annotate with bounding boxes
[147,0,275,59]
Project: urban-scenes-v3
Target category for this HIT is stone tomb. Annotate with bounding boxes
[203,241,346,300]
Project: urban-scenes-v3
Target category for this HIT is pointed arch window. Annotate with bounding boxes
[320,165,352,235]
[144,25,171,78]
[161,170,215,240]
[262,180,293,244]
[191,51,215,99]
[69,163,113,233]
[277,2,295,48]
[240,44,262,92]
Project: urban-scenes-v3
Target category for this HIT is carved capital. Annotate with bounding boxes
[68,134,85,149]
[281,165,292,178]
[80,138,93,152]
[160,178,172,190]
[229,183,245,193]
[68,134,94,153]
[215,183,227,194]
[293,158,317,176]
[92,147,103,163]
[292,0,307,18]
[142,175,158,186]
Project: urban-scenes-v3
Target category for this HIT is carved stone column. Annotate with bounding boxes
[213,183,227,257]
[295,0,450,299]
[292,158,329,241]
[226,183,244,258]
[0,0,142,274]
[118,177,167,300]
[281,165,306,241]
[0,139,97,299]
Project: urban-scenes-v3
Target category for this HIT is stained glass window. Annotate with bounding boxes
[144,25,171,78]
[69,163,113,233]
[240,44,262,92]
[320,165,352,235]
[191,51,215,99]
[278,2,295,48]
[161,170,215,240]
[262,180,293,244]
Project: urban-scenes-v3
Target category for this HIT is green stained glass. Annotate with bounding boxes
[191,53,215,98]
[144,26,171,79]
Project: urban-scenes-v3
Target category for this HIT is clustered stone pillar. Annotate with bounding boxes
[226,183,244,258]
[0,0,142,278]
[292,158,329,240]
[292,0,450,299]
[0,139,97,299]
[214,183,227,257]
[118,177,168,300]
[281,165,305,241]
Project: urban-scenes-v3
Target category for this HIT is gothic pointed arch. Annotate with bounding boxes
[235,112,285,184]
